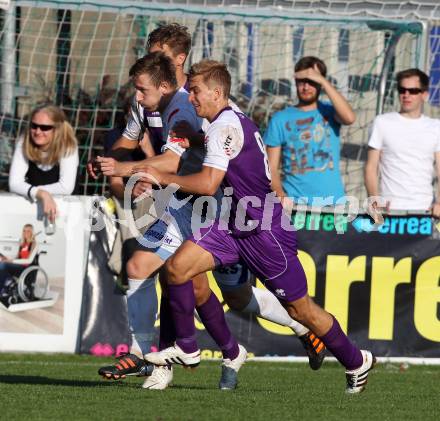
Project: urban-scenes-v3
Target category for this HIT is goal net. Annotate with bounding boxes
[0,0,435,199]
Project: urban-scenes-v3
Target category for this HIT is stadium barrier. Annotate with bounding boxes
[79,198,440,363]
[1,194,440,362]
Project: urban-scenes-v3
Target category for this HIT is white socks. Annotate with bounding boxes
[127,277,158,356]
[243,286,309,337]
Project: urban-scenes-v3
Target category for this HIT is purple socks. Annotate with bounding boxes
[165,282,239,360]
[197,292,239,360]
[321,316,363,370]
[168,281,199,353]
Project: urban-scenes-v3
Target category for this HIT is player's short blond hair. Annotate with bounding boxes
[189,60,231,99]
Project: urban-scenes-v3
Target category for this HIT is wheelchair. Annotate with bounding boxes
[0,250,49,306]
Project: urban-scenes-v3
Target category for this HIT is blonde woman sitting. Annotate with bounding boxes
[0,223,36,293]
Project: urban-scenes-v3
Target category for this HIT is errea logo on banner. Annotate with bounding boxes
[352,216,432,235]
[292,212,349,233]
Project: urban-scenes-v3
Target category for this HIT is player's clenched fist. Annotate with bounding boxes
[86,157,101,179]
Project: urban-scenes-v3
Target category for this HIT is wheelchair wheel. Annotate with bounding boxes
[8,294,18,305]
[17,266,49,302]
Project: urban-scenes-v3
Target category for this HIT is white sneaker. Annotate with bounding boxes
[142,365,173,390]
[345,350,376,394]
[144,344,201,367]
[219,344,247,390]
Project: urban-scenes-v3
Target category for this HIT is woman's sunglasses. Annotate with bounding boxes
[30,122,54,131]
[397,86,424,95]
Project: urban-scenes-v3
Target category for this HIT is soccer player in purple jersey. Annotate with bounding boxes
[94,24,326,388]
[96,52,249,390]
[142,60,375,394]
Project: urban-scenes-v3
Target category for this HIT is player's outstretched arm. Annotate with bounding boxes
[136,165,225,196]
[131,149,181,175]
[97,149,181,178]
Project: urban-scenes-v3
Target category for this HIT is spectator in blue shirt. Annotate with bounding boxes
[264,56,355,208]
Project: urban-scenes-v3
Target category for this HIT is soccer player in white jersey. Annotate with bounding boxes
[142,60,375,394]
[86,24,191,175]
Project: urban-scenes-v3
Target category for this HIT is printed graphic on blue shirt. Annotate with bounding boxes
[264,101,345,204]
[286,113,335,174]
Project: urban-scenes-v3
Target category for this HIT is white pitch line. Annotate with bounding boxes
[0,360,439,375]
[0,361,101,367]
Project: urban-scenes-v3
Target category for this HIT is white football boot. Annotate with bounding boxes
[144,343,201,367]
[345,350,376,394]
[142,365,173,390]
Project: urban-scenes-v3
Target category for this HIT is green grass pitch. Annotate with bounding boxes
[0,354,439,421]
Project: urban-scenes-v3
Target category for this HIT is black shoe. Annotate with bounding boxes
[299,332,326,370]
[98,353,154,380]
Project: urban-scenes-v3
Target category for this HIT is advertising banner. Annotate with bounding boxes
[79,209,440,360]
[0,194,92,353]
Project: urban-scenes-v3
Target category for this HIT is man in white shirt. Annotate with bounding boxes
[365,68,440,216]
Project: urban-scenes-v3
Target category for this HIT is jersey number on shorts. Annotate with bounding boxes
[254,132,272,181]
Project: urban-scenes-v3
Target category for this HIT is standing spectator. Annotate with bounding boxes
[264,56,355,207]
[365,68,440,215]
[9,104,79,221]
